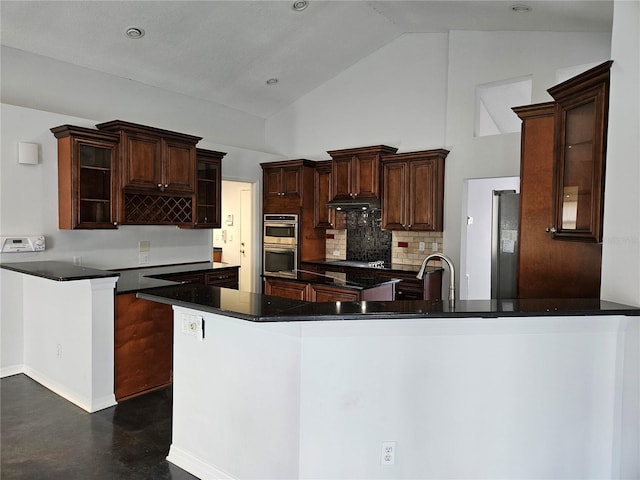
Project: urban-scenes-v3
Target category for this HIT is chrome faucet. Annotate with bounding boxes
[416,254,456,306]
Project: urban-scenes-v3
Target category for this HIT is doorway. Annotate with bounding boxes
[212,180,257,292]
[460,176,519,300]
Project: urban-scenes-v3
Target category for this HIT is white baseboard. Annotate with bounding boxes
[23,367,116,413]
[1,365,24,378]
[168,444,235,480]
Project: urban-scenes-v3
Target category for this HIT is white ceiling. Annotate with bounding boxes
[0,1,613,119]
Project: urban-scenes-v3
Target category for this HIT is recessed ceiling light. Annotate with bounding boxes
[266,78,279,86]
[292,0,309,12]
[125,26,145,39]
[510,3,532,13]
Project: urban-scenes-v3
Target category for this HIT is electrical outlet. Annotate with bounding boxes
[419,241,425,251]
[139,252,149,264]
[56,343,63,359]
[333,250,340,256]
[181,314,204,340]
[381,441,396,465]
[73,256,82,265]
[432,242,439,252]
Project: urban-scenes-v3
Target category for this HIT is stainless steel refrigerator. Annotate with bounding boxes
[491,190,520,299]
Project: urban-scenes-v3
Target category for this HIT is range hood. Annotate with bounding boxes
[326,198,380,210]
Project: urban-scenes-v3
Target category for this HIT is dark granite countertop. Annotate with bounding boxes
[0,260,239,294]
[0,261,120,281]
[137,283,640,322]
[111,262,239,294]
[264,268,400,290]
[302,259,439,274]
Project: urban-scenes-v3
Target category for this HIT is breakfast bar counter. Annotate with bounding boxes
[136,283,640,480]
[137,282,640,321]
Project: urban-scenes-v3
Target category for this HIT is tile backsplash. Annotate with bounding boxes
[324,211,443,267]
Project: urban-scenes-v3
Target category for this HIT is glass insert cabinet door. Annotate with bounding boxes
[548,60,612,243]
[51,125,120,230]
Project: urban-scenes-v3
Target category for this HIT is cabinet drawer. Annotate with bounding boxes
[161,272,206,284]
[206,269,239,289]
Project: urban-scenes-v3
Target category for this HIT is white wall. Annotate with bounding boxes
[601,0,640,307]
[168,308,637,479]
[444,31,611,295]
[265,31,612,297]
[266,33,449,157]
[1,46,269,153]
[0,269,23,376]
[0,104,279,372]
[0,104,280,270]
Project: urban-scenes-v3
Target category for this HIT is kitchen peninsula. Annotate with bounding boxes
[137,283,640,480]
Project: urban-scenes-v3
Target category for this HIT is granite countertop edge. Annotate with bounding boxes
[136,283,640,322]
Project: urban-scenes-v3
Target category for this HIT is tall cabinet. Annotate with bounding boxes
[513,104,602,298]
[513,61,611,298]
[260,159,326,263]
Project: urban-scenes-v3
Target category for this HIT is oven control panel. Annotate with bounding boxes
[0,235,46,253]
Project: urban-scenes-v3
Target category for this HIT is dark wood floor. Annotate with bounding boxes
[1,374,199,480]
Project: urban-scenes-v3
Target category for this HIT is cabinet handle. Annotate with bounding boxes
[157,183,162,188]
[113,222,118,226]
[407,224,412,229]
[546,227,557,233]
[164,184,168,188]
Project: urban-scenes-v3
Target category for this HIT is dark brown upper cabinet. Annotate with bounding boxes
[312,160,345,230]
[261,159,317,214]
[381,149,448,232]
[51,125,120,229]
[96,120,202,226]
[193,148,226,229]
[327,145,398,203]
[547,60,613,243]
[313,160,334,229]
[96,120,201,195]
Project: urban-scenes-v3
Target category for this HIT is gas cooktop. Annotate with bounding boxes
[330,260,386,269]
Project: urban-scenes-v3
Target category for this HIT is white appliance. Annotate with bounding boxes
[0,235,45,253]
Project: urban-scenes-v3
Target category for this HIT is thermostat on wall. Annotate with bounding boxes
[0,235,45,253]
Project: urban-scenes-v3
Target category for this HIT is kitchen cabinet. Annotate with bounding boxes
[262,159,312,212]
[96,120,201,226]
[547,60,612,243]
[327,145,398,204]
[513,102,601,298]
[264,277,309,300]
[194,148,226,228]
[206,268,239,289]
[96,120,201,194]
[309,284,359,302]
[381,149,448,231]
[313,160,346,229]
[51,125,120,229]
[157,266,239,289]
[263,275,396,302]
[114,293,174,401]
[261,159,326,261]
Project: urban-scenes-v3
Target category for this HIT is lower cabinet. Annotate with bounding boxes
[206,269,239,289]
[264,278,309,300]
[263,277,394,302]
[157,267,239,289]
[309,284,359,302]
[114,293,174,401]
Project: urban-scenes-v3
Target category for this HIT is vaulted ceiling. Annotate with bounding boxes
[0,1,613,118]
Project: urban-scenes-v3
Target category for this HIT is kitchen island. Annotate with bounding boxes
[0,260,239,409]
[137,284,640,480]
